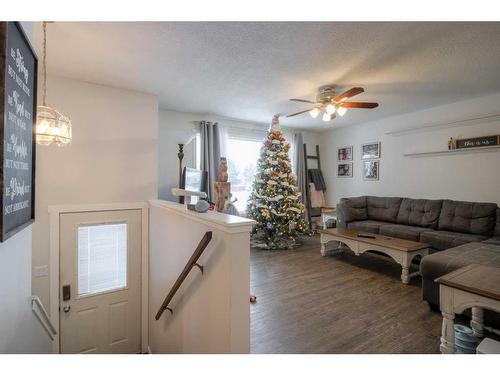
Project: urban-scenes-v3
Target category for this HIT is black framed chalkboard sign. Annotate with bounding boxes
[0,22,37,242]
[456,135,499,150]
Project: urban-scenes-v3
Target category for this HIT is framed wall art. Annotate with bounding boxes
[455,135,499,150]
[337,162,353,178]
[361,142,380,159]
[0,22,38,241]
[337,145,353,161]
[363,160,379,181]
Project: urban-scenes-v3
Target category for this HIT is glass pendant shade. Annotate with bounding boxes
[337,105,348,117]
[325,103,336,115]
[309,108,320,118]
[36,105,72,146]
[322,112,331,122]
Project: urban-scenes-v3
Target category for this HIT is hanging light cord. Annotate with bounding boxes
[42,21,47,106]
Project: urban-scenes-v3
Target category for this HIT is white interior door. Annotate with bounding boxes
[59,209,142,354]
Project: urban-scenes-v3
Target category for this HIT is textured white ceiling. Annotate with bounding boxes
[35,22,500,129]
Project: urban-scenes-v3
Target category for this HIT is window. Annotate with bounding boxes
[78,223,127,296]
[226,136,263,214]
[192,126,294,215]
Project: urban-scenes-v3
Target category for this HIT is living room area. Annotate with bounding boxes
[252,22,500,353]
[2,2,500,373]
[250,90,500,353]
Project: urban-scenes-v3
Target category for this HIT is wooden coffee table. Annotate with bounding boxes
[318,228,430,284]
[436,264,500,354]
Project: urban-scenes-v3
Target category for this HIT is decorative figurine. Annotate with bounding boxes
[194,200,210,213]
[214,157,231,212]
[448,137,456,150]
[269,114,280,132]
[223,195,239,216]
[218,157,228,182]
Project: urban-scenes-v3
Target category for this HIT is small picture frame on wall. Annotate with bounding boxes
[337,163,353,178]
[337,145,353,161]
[361,142,381,159]
[363,160,379,181]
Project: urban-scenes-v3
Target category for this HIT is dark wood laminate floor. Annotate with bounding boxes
[250,235,442,353]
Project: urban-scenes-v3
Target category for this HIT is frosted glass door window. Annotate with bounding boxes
[78,223,127,296]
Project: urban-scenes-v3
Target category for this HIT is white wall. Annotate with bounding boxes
[32,76,159,308]
[158,109,203,201]
[149,200,253,353]
[0,228,51,353]
[0,22,51,354]
[320,92,500,206]
[158,108,321,201]
[302,131,322,170]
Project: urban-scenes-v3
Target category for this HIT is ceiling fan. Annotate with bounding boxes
[286,86,379,121]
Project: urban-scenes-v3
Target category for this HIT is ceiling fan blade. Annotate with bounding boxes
[286,108,315,117]
[333,87,365,102]
[340,102,379,109]
[289,98,316,104]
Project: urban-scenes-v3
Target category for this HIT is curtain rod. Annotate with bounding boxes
[218,123,303,134]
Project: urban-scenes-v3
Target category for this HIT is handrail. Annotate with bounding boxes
[31,295,57,341]
[155,231,213,320]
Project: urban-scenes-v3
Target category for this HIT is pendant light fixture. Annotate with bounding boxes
[36,22,72,146]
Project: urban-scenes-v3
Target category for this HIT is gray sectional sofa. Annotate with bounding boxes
[336,196,500,317]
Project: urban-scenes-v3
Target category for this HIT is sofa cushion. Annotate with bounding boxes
[438,199,497,235]
[396,198,443,229]
[420,242,500,284]
[347,220,388,234]
[420,230,489,251]
[338,196,368,222]
[379,224,430,242]
[366,196,402,223]
[483,236,500,246]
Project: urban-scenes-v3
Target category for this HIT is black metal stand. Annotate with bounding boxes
[178,143,184,203]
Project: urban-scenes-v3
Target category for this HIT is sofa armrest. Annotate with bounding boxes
[336,202,348,228]
[336,196,368,228]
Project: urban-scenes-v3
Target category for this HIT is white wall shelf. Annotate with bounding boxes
[386,113,500,136]
[404,145,500,157]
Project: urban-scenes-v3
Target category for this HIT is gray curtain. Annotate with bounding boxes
[199,121,220,201]
[293,132,307,217]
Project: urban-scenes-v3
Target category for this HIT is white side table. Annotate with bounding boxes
[320,209,337,230]
[436,264,500,354]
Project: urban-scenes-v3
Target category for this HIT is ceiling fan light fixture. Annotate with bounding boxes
[337,106,348,117]
[287,86,378,121]
[309,108,320,118]
[325,103,336,115]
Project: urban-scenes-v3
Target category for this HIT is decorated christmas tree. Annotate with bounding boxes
[246,115,308,249]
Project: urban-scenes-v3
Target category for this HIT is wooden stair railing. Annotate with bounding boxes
[155,231,213,320]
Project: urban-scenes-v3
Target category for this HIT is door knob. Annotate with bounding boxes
[63,305,71,313]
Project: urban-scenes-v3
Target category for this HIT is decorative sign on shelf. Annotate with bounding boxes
[0,22,37,241]
[455,135,499,150]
